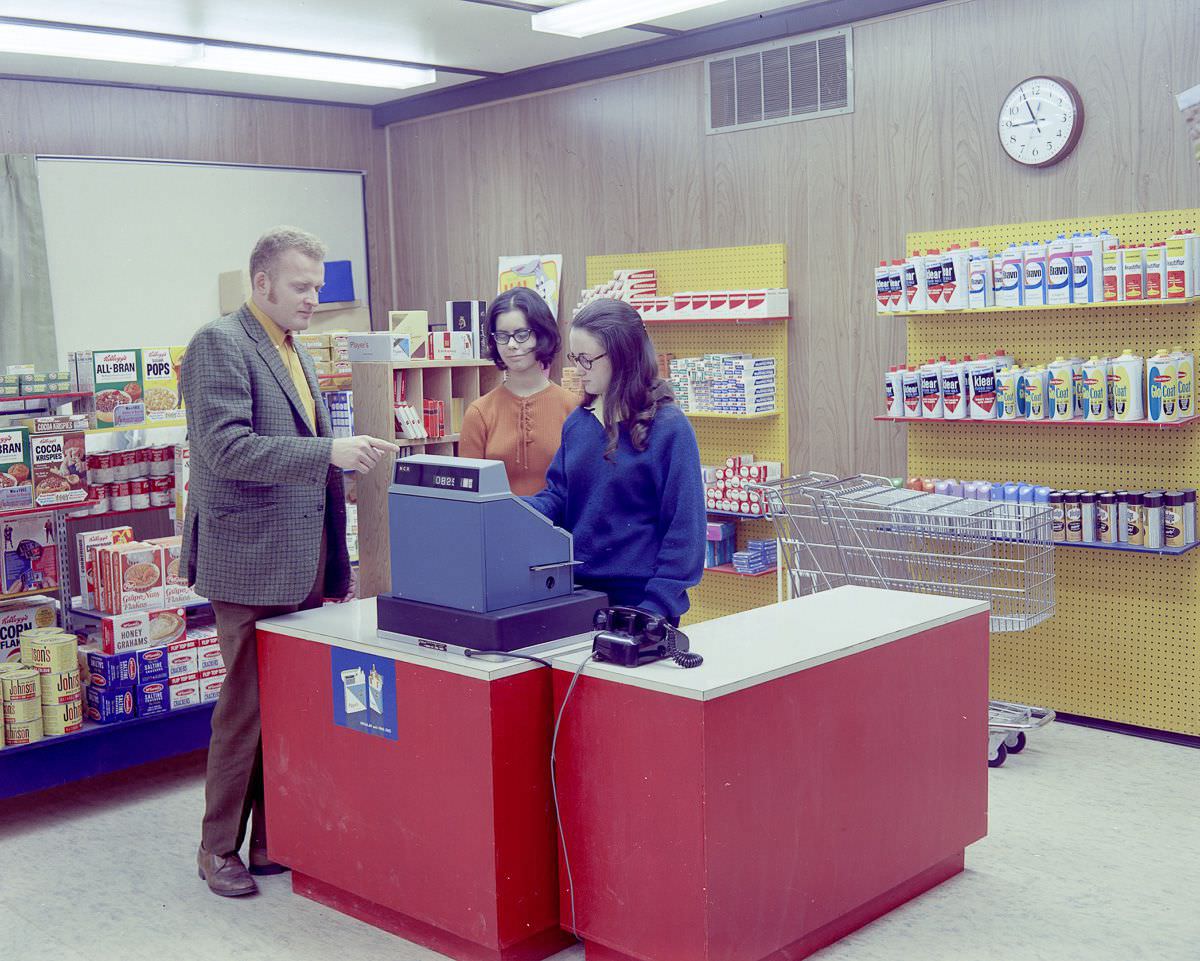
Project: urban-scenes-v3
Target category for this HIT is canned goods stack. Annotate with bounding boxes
[86,445,176,514]
[1,626,83,745]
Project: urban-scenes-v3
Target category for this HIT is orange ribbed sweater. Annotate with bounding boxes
[459,383,579,495]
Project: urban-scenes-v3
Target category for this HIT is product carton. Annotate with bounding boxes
[141,347,186,424]
[0,427,34,511]
[0,597,57,664]
[85,684,136,723]
[30,430,88,507]
[134,644,170,684]
[166,635,198,678]
[1,514,59,595]
[199,668,226,704]
[76,527,135,610]
[169,672,201,710]
[91,349,143,426]
[427,332,475,361]
[388,311,429,358]
[99,607,186,655]
[346,332,413,362]
[135,679,170,717]
[446,301,485,358]
[22,414,90,434]
[83,645,139,688]
[173,444,190,534]
[145,536,202,606]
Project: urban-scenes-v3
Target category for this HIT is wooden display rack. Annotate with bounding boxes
[353,359,503,599]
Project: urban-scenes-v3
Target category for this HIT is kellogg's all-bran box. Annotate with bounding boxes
[0,427,34,511]
[92,349,143,427]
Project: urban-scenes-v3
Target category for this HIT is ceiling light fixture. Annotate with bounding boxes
[530,0,732,38]
[0,19,436,89]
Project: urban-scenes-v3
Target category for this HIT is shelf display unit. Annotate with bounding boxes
[587,243,790,627]
[893,207,1200,737]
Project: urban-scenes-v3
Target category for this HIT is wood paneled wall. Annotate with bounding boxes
[0,77,391,324]
[385,0,1200,477]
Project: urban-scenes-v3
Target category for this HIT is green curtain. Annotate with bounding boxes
[1,155,57,370]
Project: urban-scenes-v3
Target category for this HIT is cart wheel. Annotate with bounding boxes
[1005,732,1027,754]
[988,743,1008,768]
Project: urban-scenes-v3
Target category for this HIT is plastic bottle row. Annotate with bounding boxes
[875,227,1200,313]
[902,477,1198,550]
[884,347,1195,424]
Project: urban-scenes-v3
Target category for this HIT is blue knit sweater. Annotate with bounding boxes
[527,403,706,619]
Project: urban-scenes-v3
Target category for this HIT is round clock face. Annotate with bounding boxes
[998,76,1083,168]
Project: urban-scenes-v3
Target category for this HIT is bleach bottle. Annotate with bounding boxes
[1046,234,1074,305]
[967,241,993,308]
[941,245,971,310]
[941,358,969,420]
[903,251,929,310]
[925,249,945,308]
[875,261,893,314]
[968,357,998,418]
[1072,232,1103,304]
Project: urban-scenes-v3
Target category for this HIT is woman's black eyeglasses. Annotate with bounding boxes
[567,352,607,370]
[492,328,535,346]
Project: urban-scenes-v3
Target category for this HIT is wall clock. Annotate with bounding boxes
[998,76,1083,168]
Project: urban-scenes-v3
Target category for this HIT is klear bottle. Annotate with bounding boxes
[901,365,921,417]
[1046,234,1074,305]
[1083,357,1109,421]
[967,241,994,308]
[1171,345,1194,419]
[924,249,945,308]
[885,365,904,417]
[941,245,970,310]
[919,359,944,418]
[968,357,998,418]
[996,245,1023,307]
[888,260,906,309]
[1102,244,1124,301]
[1048,357,1075,421]
[1145,243,1167,300]
[1072,232,1103,303]
[1147,349,1178,423]
[1022,240,1047,306]
[941,358,969,419]
[903,251,929,310]
[875,261,892,314]
[1123,245,1146,300]
[1110,350,1145,421]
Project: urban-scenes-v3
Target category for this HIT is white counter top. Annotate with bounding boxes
[550,586,988,701]
[257,598,593,682]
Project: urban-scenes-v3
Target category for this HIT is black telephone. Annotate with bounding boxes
[591,606,703,669]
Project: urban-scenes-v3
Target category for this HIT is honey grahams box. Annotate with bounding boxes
[99,607,186,655]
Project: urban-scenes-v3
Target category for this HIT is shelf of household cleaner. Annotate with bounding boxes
[1057,539,1200,557]
[884,295,1200,317]
[684,410,779,421]
[874,415,1197,429]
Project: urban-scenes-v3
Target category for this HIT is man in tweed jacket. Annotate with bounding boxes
[181,227,396,897]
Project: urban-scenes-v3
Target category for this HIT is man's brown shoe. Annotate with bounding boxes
[197,845,258,897]
[248,845,288,877]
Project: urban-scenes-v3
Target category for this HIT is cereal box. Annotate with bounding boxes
[111,543,167,614]
[30,430,89,507]
[91,349,143,426]
[168,672,201,710]
[76,527,134,610]
[2,514,59,596]
[173,444,190,535]
[146,535,201,605]
[99,606,186,655]
[141,347,185,425]
[85,683,136,723]
[0,596,57,664]
[0,428,34,511]
[22,414,90,434]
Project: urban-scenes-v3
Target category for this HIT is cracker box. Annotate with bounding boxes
[91,349,144,427]
[30,430,89,507]
[136,679,170,717]
[134,643,170,684]
[145,536,201,606]
[141,347,186,425]
[76,527,134,610]
[99,607,186,655]
[169,672,201,710]
[199,668,226,704]
[0,427,34,511]
[166,636,198,678]
[85,683,136,723]
[2,514,59,596]
[0,596,57,665]
[112,542,167,613]
[83,645,139,688]
[196,639,225,673]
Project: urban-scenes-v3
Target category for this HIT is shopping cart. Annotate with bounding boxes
[753,472,1057,766]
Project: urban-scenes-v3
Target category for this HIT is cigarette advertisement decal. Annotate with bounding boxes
[330,646,398,741]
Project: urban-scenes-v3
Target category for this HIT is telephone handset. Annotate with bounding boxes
[591,606,703,669]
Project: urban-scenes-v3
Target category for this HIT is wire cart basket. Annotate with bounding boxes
[753,472,1057,767]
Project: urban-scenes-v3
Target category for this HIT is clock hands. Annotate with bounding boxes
[1022,93,1043,133]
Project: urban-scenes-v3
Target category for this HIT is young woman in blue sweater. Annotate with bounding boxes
[527,298,706,623]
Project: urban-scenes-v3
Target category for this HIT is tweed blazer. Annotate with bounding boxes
[179,305,350,606]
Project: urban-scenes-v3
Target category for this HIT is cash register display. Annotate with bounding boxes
[394,459,481,493]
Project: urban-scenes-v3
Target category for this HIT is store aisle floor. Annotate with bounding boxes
[1,721,1196,961]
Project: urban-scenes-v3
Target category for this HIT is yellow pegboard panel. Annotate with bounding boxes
[586,245,788,626]
[901,209,1200,735]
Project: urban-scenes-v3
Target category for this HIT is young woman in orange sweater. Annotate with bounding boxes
[459,287,578,495]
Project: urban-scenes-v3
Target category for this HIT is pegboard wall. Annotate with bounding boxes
[904,209,1200,735]
[586,244,789,626]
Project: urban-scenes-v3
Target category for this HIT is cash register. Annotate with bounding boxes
[376,454,607,655]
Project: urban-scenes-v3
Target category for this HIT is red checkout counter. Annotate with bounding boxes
[255,585,989,961]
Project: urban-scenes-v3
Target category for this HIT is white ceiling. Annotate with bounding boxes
[0,0,817,106]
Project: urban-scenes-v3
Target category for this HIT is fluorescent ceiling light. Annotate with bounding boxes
[531,0,731,38]
[0,20,436,90]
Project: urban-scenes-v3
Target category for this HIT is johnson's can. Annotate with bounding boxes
[2,668,42,723]
[19,627,69,668]
[42,696,83,736]
[27,634,78,675]
[40,669,81,705]
[4,716,43,745]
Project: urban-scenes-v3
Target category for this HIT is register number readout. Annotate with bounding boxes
[394,460,478,492]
